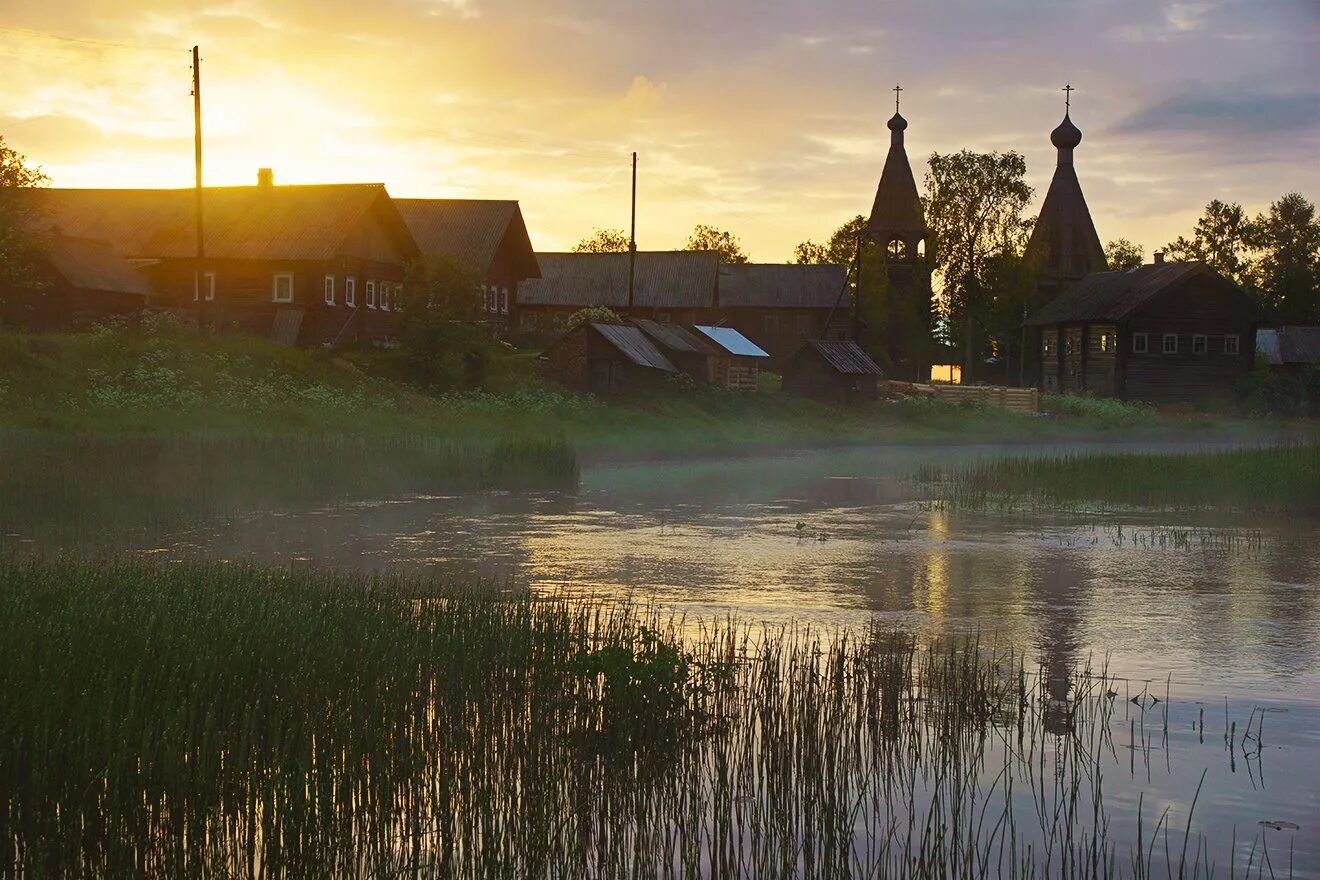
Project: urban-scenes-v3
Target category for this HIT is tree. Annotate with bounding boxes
[793,215,867,266]
[922,150,1034,379]
[399,253,489,388]
[568,305,622,329]
[1247,192,1320,325]
[1104,238,1144,270]
[684,224,749,264]
[572,228,631,253]
[1164,200,1254,288]
[0,136,49,293]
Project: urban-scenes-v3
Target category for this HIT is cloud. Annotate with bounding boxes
[1113,89,1320,136]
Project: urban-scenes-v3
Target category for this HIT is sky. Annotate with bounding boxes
[1,0,1318,262]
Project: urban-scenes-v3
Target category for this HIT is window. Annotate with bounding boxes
[324,275,336,306]
[1192,334,1207,355]
[366,280,376,309]
[764,314,780,334]
[500,287,509,315]
[1097,333,1111,353]
[393,284,403,312]
[194,271,215,301]
[1224,334,1240,355]
[1162,333,1178,354]
[1042,335,1054,356]
[380,282,391,311]
[796,314,811,336]
[1132,332,1148,354]
[345,277,356,307]
[887,237,906,259]
[272,273,293,303]
[916,238,927,259]
[1064,337,1074,355]
[485,285,497,313]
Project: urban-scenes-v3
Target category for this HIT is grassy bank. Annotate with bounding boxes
[919,444,1320,514]
[1,558,1240,878]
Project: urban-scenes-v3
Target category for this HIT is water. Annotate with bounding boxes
[17,441,1320,873]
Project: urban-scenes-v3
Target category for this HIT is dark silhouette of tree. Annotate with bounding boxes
[572,228,630,253]
[1104,238,1144,270]
[1247,192,1320,325]
[793,215,867,266]
[400,253,488,388]
[0,136,49,293]
[684,224,749,264]
[1164,200,1255,288]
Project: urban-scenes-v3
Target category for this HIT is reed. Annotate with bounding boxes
[0,558,1255,878]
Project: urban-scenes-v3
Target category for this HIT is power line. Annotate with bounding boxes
[0,25,181,55]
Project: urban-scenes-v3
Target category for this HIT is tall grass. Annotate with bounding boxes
[919,445,1320,514]
[0,558,1252,878]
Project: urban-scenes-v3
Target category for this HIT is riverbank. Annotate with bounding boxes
[0,324,1305,462]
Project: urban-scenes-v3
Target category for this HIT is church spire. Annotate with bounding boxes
[869,84,923,239]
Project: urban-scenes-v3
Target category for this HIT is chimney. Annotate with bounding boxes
[1153,250,1165,265]
[257,168,274,187]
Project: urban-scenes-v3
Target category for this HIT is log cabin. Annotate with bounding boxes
[393,199,540,336]
[715,263,851,364]
[0,234,152,329]
[29,176,418,346]
[540,321,678,395]
[1026,258,1266,403]
[781,340,885,404]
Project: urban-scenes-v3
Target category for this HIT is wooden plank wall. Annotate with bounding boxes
[920,384,1040,413]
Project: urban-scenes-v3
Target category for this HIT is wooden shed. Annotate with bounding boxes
[632,318,716,382]
[1256,326,1320,375]
[692,324,770,391]
[541,321,677,396]
[0,234,152,329]
[782,340,885,404]
[1026,259,1266,403]
[714,263,852,362]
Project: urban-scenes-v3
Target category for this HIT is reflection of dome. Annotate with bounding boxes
[887,112,908,132]
[1050,113,1082,150]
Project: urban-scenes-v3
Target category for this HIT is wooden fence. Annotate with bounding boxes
[889,382,1040,413]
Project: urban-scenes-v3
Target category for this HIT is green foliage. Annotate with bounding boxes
[1233,365,1320,417]
[567,304,622,330]
[1042,392,1156,427]
[572,227,631,253]
[793,215,866,266]
[0,136,49,295]
[684,223,749,264]
[400,253,494,389]
[1164,199,1255,288]
[1104,238,1144,270]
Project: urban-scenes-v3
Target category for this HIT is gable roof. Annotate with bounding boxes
[590,322,677,371]
[632,318,713,354]
[1025,261,1265,326]
[694,325,770,358]
[40,234,153,297]
[1257,326,1320,365]
[29,184,418,262]
[518,251,719,309]
[802,340,885,376]
[394,198,540,279]
[717,263,847,309]
[1024,163,1106,281]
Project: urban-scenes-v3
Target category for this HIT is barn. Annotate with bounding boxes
[0,234,152,329]
[1026,259,1266,402]
[541,321,678,395]
[781,340,885,404]
[1256,326,1320,376]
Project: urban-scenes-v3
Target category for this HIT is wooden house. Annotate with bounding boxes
[782,340,885,403]
[541,321,677,395]
[1256,327,1320,376]
[1026,259,1266,402]
[692,325,770,391]
[394,198,540,335]
[714,263,851,363]
[515,251,720,343]
[632,318,717,382]
[0,234,151,329]
[29,178,418,346]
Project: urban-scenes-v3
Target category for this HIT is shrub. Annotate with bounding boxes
[1041,393,1155,426]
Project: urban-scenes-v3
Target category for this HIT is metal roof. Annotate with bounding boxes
[717,263,847,309]
[29,185,418,262]
[1257,326,1320,365]
[40,235,153,297]
[517,251,719,309]
[803,340,885,376]
[693,325,770,358]
[631,318,713,354]
[591,322,678,372]
[394,198,540,279]
[1025,261,1264,326]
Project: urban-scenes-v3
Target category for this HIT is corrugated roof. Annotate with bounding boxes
[394,198,540,279]
[591,322,677,371]
[806,340,884,376]
[1025,261,1263,326]
[693,325,770,358]
[717,263,847,309]
[1257,326,1320,365]
[518,251,719,309]
[29,185,417,262]
[40,235,153,297]
[632,318,713,354]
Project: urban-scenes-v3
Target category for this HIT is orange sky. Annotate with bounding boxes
[2,1,1317,262]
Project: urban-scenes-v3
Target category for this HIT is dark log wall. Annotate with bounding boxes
[1083,323,1118,396]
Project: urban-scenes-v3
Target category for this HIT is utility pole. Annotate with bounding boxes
[192,46,206,335]
[627,151,637,310]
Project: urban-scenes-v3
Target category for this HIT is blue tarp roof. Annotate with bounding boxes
[693,325,770,358]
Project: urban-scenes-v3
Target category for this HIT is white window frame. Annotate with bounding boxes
[1132,332,1148,354]
[1162,333,1178,354]
[345,277,356,308]
[194,271,215,302]
[1097,333,1110,353]
[392,284,402,312]
[1192,334,1207,355]
[1224,334,1240,355]
[366,280,377,309]
[324,275,336,306]
[272,272,294,303]
[486,285,497,313]
[500,287,509,315]
[380,282,391,312]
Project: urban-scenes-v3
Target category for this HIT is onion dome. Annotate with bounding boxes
[1050,113,1082,150]
[887,112,908,132]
